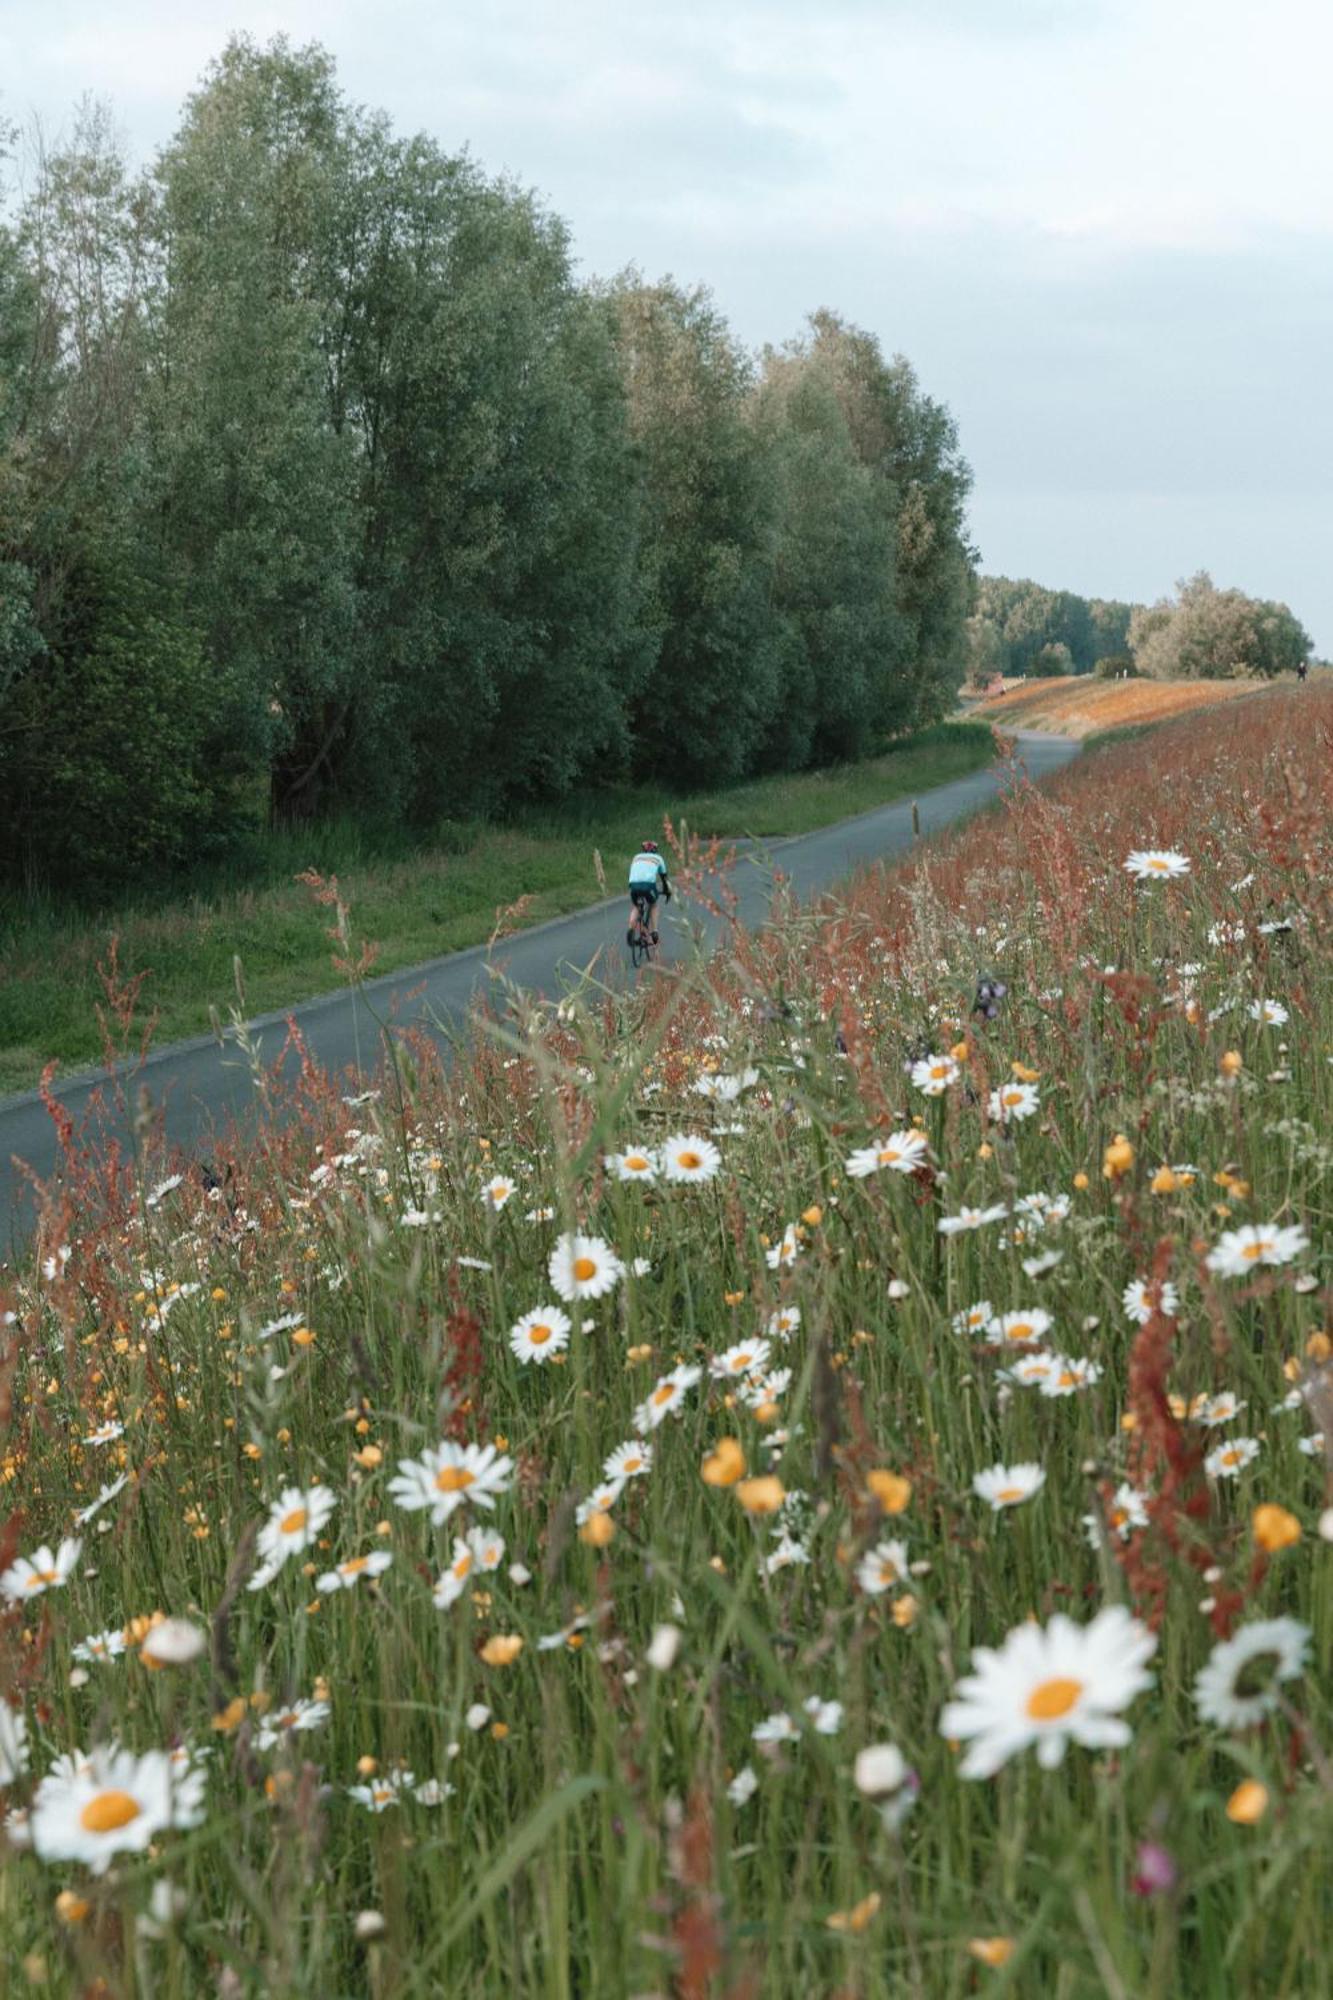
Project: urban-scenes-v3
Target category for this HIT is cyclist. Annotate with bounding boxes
[628,839,672,945]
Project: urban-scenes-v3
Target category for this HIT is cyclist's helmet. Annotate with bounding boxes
[640,838,659,852]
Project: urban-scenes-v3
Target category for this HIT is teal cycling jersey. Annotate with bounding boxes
[628,852,668,888]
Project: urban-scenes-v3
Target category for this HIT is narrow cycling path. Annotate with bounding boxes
[0,730,1077,1243]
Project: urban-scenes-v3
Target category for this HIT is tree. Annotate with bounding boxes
[1129,572,1311,680]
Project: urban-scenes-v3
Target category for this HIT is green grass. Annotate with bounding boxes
[0,722,993,1095]
[2,693,1329,1994]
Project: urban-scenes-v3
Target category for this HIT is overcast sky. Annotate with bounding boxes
[5,0,1331,649]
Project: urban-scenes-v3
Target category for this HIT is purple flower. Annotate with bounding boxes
[1131,1840,1177,1897]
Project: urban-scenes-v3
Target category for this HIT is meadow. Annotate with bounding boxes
[0,722,992,1101]
[1,691,1329,1997]
[969,676,1263,737]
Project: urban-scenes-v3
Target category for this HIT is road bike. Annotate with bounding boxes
[627,888,667,968]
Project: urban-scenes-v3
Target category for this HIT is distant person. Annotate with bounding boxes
[1297,659,1308,683]
[628,838,672,945]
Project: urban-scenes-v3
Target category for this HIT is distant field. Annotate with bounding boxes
[967,674,1264,736]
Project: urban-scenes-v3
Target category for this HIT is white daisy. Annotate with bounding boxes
[0,1705,27,1785]
[1,1538,82,1605]
[29,1744,206,1874]
[1122,1277,1181,1325]
[480,1174,517,1210]
[509,1305,573,1365]
[710,1337,772,1381]
[988,1081,1039,1122]
[575,1481,624,1527]
[1248,999,1289,1026]
[1083,1483,1151,1547]
[911,1054,960,1096]
[603,1441,654,1483]
[250,1487,337,1587]
[611,1148,658,1182]
[1193,1618,1311,1729]
[727,1766,759,1805]
[1196,1392,1246,1427]
[661,1135,722,1184]
[388,1441,514,1524]
[255,1698,331,1751]
[548,1233,624,1303]
[972,1464,1046,1511]
[83,1421,124,1448]
[316,1550,394,1593]
[76,1475,129,1526]
[938,1205,1009,1237]
[1005,1351,1056,1387]
[845,1131,930,1178]
[987,1307,1052,1346]
[72,1629,129,1666]
[1124,849,1190,881]
[1205,1224,1309,1278]
[1040,1355,1103,1397]
[348,1770,413,1812]
[856,1540,909,1596]
[634,1364,703,1433]
[939,1606,1157,1777]
[803,1696,844,1736]
[752,1712,800,1745]
[766,1305,802,1342]
[694,1068,758,1101]
[952,1301,993,1337]
[764,1226,802,1269]
[1203,1436,1261,1480]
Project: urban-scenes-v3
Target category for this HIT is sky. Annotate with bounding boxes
[4,0,1331,649]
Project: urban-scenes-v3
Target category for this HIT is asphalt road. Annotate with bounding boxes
[0,730,1078,1248]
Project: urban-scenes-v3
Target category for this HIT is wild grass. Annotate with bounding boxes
[969,676,1266,737]
[0,722,992,1099]
[1,691,1330,1996]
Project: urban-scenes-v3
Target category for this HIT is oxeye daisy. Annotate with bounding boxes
[316,1550,394,1593]
[938,1205,1009,1237]
[1040,1355,1102,1397]
[1122,1277,1181,1324]
[766,1305,802,1341]
[1248,998,1289,1026]
[711,1337,772,1381]
[1005,1351,1055,1387]
[634,1364,703,1434]
[765,1226,802,1269]
[1196,1391,1246,1427]
[29,1744,206,1873]
[72,1629,128,1666]
[661,1135,722,1183]
[972,1463,1046,1511]
[952,1301,993,1336]
[549,1233,624,1303]
[250,1486,336,1588]
[939,1606,1157,1778]
[480,1175,517,1211]
[856,1540,909,1596]
[988,1081,1039,1122]
[0,1705,27,1785]
[611,1148,658,1182]
[1193,1617,1311,1729]
[348,1770,413,1812]
[389,1441,514,1525]
[1205,1223,1309,1278]
[432,1537,479,1609]
[509,1305,572,1365]
[0,1538,82,1604]
[1083,1483,1150,1547]
[1204,1436,1261,1480]
[603,1441,653,1483]
[83,1420,124,1447]
[752,1711,800,1745]
[845,1131,930,1178]
[987,1307,1052,1346]
[1124,849,1190,881]
[911,1053,960,1096]
[255,1698,331,1751]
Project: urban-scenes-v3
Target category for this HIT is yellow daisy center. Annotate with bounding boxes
[996,1486,1026,1503]
[452,1551,473,1578]
[1241,1242,1267,1261]
[1221,1448,1242,1467]
[652,1383,677,1407]
[622,1455,642,1473]
[1026,1676,1083,1721]
[1147,857,1169,872]
[732,1352,752,1370]
[435,1466,475,1493]
[573,1257,598,1282]
[28,1570,59,1588]
[341,1556,370,1576]
[80,1790,141,1834]
[279,1508,308,1536]
[676,1151,703,1171]
[878,1148,901,1164]
[1006,1322,1034,1341]
[528,1324,552,1345]
[626,1156,650,1172]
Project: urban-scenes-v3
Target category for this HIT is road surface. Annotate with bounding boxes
[0,730,1078,1247]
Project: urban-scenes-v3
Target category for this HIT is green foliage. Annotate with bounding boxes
[1129,572,1312,681]
[969,576,1139,680]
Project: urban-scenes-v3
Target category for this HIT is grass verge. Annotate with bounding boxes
[0,721,992,1095]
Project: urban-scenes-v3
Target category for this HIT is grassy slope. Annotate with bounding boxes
[0,721,993,1096]
[969,674,1264,737]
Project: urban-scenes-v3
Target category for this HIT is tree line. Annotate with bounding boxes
[0,37,974,896]
[968,571,1311,684]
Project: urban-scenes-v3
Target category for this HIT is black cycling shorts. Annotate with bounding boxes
[630,884,659,910]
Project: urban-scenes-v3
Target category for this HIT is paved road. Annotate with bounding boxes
[0,730,1078,1247]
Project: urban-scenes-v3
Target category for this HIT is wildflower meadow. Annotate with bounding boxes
[2,690,1330,1996]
